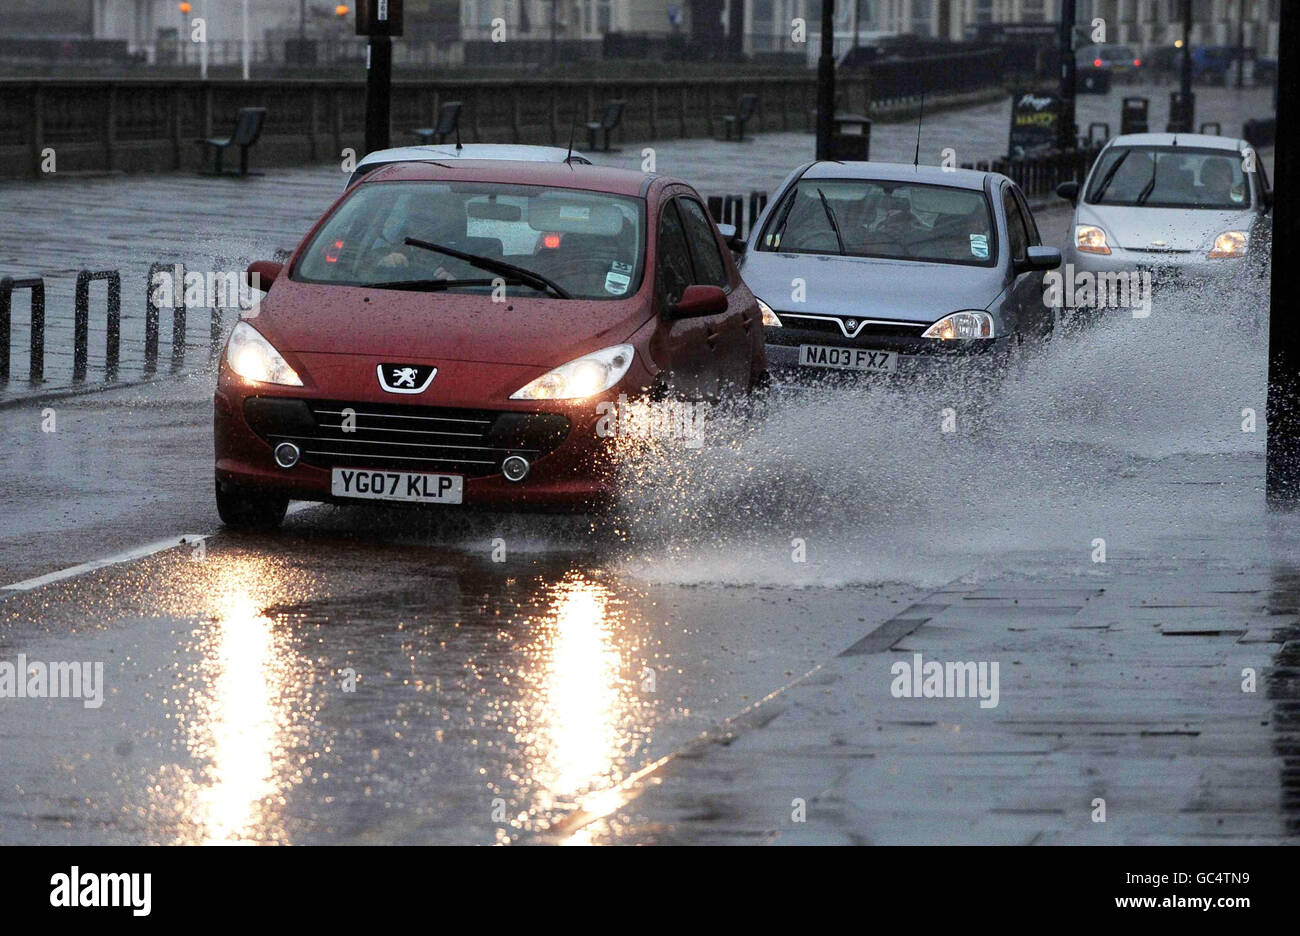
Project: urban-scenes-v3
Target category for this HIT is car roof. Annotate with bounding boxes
[1107,132,1247,151]
[800,160,993,191]
[356,143,588,167]
[361,159,656,197]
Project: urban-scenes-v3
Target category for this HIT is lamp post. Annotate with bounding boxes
[1179,0,1193,122]
[178,2,191,67]
[199,0,208,79]
[241,0,250,80]
[815,0,836,160]
[1059,0,1077,151]
[1237,0,1247,89]
[1266,0,1297,505]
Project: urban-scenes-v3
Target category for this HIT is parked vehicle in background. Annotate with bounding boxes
[1076,43,1143,86]
[1191,46,1237,85]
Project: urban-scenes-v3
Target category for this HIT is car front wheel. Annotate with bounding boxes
[215,479,289,530]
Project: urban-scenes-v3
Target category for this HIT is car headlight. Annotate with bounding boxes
[922,311,995,340]
[1208,230,1248,259]
[1076,224,1111,255]
[224,321,302,386]
[510,344,635,401]
[756,298,783,327]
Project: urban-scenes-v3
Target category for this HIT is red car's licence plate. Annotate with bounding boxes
[331,468,464,504]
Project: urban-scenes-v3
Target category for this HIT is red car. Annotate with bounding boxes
[214,160,765,528]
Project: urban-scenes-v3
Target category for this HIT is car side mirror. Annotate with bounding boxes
[247,260,282,289]
[1018,246,1062,273]
[670,284,728,319]
[1055,181,1080,205]
[716,222,747,253]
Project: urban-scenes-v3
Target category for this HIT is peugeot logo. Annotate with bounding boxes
[377,363,437,394]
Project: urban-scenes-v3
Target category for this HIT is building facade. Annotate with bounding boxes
[749,0,1279,61]
[460,0,693,42]
[31,0,1282,63]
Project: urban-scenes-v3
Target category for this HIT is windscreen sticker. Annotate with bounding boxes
[970,234,990,259]
[610,260,633,275]
[559,205,591,221]
[605,271,631,295]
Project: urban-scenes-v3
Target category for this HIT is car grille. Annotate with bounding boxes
[772,313,927,340]
[244,398,570,478]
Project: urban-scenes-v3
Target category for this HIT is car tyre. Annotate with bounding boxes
[215,479,289,530]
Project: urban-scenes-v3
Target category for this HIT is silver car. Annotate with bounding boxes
[737,161,1061,382]
[1056,133,1272,283]
[345,143,591,188]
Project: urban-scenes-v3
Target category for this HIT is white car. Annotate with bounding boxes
[1056,133,1272,283]
[346,143,591,188]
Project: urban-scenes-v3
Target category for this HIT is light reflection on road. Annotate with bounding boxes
[179,559,314,844]
[529,576,625,808]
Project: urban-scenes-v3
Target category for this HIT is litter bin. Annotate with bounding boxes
[1167,91,1196,133]
[829,113,871,161]
[1120,96,1149,135]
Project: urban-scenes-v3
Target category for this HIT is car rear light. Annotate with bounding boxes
[1094,58,1103,67]
[1134,58,1142,67]
[542,233,562,249]
[325,239,345,263]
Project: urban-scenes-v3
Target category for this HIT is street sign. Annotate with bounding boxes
[356,0,404,36]
[1008,90,1061,158]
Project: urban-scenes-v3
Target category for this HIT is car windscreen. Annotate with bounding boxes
[758,179,996,266]
[295,180,646,299]
[1085,146,1251,209]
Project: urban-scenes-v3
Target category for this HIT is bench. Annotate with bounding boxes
[584,100,625,152]
[723,93,758,141]
[409,101,463,146]
[196,107,266,177]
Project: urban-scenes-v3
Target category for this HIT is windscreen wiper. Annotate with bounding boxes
[1135,155,1159,206]
[816,188,846,254]
[1090,149,1130,203]
[360,277,526,292]
[404,237,571,299]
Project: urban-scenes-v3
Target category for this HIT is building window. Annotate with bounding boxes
[1021,0,1046,22]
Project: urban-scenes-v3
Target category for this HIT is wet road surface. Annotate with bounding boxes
[0,502,917,844]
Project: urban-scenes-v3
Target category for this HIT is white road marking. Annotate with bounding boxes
[1,501,318,594]
[1,536,201,592]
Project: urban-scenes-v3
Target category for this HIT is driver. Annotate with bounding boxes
[1199,157,1242,204]
[375,193,467,270]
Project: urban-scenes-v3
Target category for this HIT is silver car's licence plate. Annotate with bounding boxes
[798,344,898,373]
